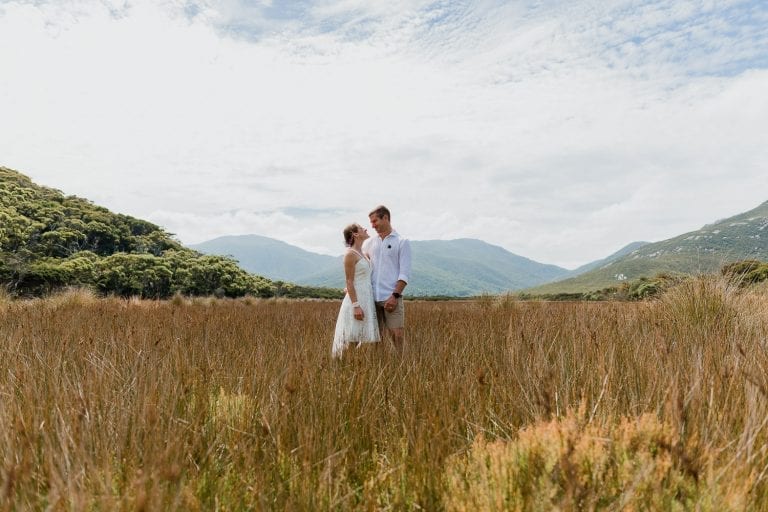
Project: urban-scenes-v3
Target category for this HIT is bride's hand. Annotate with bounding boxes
[354,306,364,321]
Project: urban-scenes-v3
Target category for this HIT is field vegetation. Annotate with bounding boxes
[2,276,768,510]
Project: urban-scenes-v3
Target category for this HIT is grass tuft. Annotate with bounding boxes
[2,275,768,509]
[443,407,747,511]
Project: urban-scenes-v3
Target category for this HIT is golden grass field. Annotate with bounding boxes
[2,277,768,510]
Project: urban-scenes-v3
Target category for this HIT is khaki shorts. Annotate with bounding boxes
[375,298,405,330]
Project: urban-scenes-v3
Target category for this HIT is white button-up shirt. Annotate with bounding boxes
[363,230,412,302]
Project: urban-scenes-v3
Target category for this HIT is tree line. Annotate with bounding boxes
[0,167,340,299]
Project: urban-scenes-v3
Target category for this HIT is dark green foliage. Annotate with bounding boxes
[19,260,75,295]
[278,284,344,299]
[520,273,687,301]
[622,273,685,300]
[721,259,768,285]
[0,168,181,259]
[0,167,283,299]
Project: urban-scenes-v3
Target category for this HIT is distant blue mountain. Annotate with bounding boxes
[192,235,571,296]
[190,235,338,283]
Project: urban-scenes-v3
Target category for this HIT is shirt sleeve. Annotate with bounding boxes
[398,238,412,284]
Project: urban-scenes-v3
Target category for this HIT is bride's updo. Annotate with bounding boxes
[343,224,359,247]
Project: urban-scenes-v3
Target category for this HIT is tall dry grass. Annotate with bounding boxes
[1,276,768,510]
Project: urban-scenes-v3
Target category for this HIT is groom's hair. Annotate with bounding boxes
[369,205,390,220]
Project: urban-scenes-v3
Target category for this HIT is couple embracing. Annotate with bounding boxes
[331,205,412,358]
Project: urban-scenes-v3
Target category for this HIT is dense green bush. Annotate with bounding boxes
[0,167,283,299]
[721,259,768,285]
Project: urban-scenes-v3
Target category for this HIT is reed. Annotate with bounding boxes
[1,277,767,510]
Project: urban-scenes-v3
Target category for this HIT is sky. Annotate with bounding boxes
[1,0,767,269]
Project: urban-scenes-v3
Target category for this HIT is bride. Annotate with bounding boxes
[331,223,380,358]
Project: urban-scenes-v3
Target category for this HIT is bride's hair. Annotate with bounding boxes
[343,224,359,247]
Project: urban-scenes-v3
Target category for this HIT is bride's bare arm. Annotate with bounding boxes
[344,252,364,320]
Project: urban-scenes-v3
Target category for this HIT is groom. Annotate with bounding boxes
[362,205,412,352]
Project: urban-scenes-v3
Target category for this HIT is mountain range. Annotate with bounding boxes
[193,201,768,296]
[527,200,768,294]
[191,236,572,296]
[9,165,764,298]
[191,236,643,296]
[297,238,571,296]
[189,235,339,283]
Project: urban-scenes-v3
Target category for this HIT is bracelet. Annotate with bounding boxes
[351,302,360,308]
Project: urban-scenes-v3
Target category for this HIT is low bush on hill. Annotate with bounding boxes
[721,259,768,285]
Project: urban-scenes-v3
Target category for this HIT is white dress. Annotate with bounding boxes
[331,251,380,358]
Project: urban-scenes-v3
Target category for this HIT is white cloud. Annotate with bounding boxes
[147,207,351,254]
[1,0,766,269]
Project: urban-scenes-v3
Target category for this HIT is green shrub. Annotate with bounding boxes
[722,259,768,285]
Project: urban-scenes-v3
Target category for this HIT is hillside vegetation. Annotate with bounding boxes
[529,200,768,294]
[0,167,338,299]
[2,278,768,509]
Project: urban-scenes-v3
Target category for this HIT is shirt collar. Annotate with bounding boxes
[379,230,398,241]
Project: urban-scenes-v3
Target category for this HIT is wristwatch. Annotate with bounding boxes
[392,292,402,298]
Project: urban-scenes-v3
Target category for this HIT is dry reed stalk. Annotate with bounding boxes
[0,278,767,509]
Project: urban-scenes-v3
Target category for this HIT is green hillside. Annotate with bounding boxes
[0,167,281,298]
[564,241,649,277]
[529,201,768,294]
[408,239,568,295]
